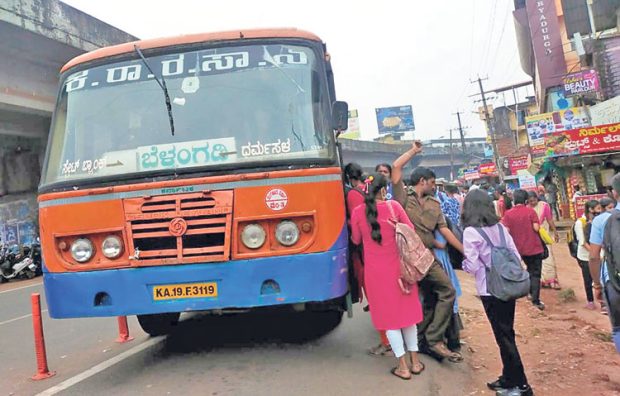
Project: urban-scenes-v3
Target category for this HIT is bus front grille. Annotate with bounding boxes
[123,191,232,265]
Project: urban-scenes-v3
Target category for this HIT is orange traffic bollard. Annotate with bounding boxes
[31,293,56,380]
[115,316,134,343]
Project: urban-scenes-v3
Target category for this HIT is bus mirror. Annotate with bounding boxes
[332,101,348,135]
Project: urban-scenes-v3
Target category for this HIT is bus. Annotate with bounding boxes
[38,29,351,336]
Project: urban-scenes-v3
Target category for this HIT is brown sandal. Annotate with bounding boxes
[429,342,463,363]
[411,362,425,375]
[368,343,392,356]
[390,367,411,380]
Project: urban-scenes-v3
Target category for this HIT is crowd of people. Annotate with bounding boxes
[343,141,620,396]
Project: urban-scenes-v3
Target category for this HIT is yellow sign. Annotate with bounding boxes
[153,282,218,301]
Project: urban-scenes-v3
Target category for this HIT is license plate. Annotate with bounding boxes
[152,282,218,301]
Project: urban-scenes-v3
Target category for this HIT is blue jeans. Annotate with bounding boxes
[604,282,620,353]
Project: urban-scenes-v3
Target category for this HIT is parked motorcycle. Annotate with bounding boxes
[0,240,42,283]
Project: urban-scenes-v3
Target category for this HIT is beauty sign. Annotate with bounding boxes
[562,70,600,97]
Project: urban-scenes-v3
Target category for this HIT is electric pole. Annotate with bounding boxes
[453,111,467,156]
[472,76,504,180]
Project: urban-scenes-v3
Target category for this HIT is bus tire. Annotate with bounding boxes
[307,310,343,336]
[137,312,180,336]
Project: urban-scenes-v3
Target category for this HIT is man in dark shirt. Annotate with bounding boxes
[392,142,464,362]
[502,189,545,310]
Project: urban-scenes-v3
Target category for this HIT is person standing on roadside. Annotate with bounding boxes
[527,191,560,290]
[391,141,464,363]
[502,189,546,311]
[350,174,425,379]
[462,189,533,396]
[589,173,620,353]
[575,200,600,310]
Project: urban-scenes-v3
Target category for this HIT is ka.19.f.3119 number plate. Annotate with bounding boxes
[153,282,218,301]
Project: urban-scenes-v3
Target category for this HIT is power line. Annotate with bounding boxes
[478,0,499,73]
[487,1,512,76]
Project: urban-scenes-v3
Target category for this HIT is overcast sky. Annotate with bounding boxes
[62,0,532,142]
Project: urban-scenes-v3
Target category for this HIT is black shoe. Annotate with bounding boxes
[418,341,444,362]
[533,301,545,311]
[447,339,462,353]
[496,385,533,396]
[487,378,508,391]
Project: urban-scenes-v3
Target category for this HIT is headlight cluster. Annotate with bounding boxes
[241,221,301,249]
[69,235,124,263]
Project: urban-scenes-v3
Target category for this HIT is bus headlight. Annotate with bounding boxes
[241,224,266,249]
[275,221,300,246]
[102,236,123,259]
[71,238,94,263]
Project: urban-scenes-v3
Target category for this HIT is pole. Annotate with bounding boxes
[31,293,56,380]
[473,77,504,180]
[115,316,135,343]
[449,128,455,181]
[512,86,520,148]
[454,111,467,156]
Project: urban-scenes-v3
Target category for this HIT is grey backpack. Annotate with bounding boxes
[603,209,620,292]
[475,226,531,301]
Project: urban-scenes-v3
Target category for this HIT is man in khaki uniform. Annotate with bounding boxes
[392,142,464,362]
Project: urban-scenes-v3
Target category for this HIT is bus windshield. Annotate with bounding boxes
[42,43,333,186]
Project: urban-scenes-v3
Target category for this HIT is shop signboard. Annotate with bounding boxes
[518,174,537,191]
[574,194,607,219]
[531,121,620,159]
[463,168,480,181]
[562,70,600,97]
[375,105,415,134]
[508,155,530,175]
[590,95,620,126]
[526,107,590,147]
[478,162,497,175]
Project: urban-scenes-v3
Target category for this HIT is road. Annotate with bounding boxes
[1,279,473,396]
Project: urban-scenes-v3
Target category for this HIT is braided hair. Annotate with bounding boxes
[364,173,388,244]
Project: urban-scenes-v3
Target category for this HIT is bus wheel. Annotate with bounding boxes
[307,310,343,337]
[137,312,180,336]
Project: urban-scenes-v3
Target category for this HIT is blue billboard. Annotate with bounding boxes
[375,105,415,134]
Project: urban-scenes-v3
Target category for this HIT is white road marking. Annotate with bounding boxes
[36,336,165,396]
[0,281,43,294]
[0,309,48,326]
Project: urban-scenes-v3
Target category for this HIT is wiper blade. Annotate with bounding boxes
[134,45,175,136]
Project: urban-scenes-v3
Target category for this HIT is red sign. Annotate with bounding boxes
[531,122,620,158]
[508,155,530,174]
[478,162,497,175]
[575,194,607,218]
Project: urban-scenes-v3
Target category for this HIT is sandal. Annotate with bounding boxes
[368,343,392,356]
[429,342,463,363]
[411,362,425,375]
[390,367,411,380]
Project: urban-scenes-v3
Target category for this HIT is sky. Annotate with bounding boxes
[61,0,532,142]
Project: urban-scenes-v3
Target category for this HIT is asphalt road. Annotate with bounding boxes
[1,279,473,396]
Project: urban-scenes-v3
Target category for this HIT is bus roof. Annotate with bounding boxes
[61,28,323,73]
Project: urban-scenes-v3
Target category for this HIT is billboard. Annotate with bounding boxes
[478,162,497,175]
[562,70,599,97]
[340,109,361,139]
[508,155,530,175]
[590,95,620,126]
[530,122,620,159]
[526,107,590,146]
[375,105,415,134]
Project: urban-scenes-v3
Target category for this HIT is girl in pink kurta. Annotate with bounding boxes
[350,173,424,380]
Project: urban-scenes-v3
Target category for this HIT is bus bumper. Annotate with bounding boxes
[43,248,348,318]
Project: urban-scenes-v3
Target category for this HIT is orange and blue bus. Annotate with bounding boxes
[38,29,351,335]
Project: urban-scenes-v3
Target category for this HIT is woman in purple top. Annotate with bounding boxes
[461,190,533,396]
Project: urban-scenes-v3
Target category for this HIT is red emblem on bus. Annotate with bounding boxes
[169,218,188,236]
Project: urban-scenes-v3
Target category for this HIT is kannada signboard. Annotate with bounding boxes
[526,107,590,146]
[508,155,530,175]
[562,70,600,97]
[463,168,480,181]
[590,95,620,126]
[531,122,620,159]
[518,174,537,191]
[375,105,415,134]
[574,194,607,219]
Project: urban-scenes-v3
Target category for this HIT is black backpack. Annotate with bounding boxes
[603,209,620,292]
[568,218,585,259]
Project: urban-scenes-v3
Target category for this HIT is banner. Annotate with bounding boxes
[526,107,590,146]
[562,70,599,97]
[340,109,361,139]
[375,105,415,134]
[508,155,530,175]
[574,194,607,219]
[590,95,620,126]
[518,174,537,191]
[478,162,497,175]
[463,168,480,181]
[531,122,620,159]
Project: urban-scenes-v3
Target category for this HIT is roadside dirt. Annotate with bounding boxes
[460,244,620,396]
